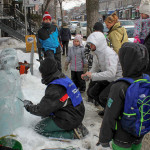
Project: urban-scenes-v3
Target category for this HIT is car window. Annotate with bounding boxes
[120,20,134,26]
[70,21,79,25]
[81,22,87,27]
[103,23,109,33]
[125,28,134,38]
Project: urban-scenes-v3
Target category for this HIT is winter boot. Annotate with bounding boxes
[74,124,89,139]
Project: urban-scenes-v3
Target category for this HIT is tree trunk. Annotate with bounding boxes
[54,0,57,20]
[58,0,64,23]
[44,0,51,12]
[86,0,99,37]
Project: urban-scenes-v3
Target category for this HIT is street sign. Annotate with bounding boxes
[29,0,43,5]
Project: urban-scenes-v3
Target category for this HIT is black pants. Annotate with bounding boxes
[87,80,113,108]
[44,47,62,72]
[71,71,86,91]
[62,41,69,56]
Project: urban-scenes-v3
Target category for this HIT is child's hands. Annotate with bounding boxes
[81,72,92,81]
[64,62,69,71]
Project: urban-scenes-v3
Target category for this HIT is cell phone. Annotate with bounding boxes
[83,76,89,80]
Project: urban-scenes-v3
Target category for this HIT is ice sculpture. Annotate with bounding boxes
[0,48,24,137]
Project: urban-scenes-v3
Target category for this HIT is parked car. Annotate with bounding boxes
[68,21,79,35]
[119,20,135,27]
[75,21,87,37]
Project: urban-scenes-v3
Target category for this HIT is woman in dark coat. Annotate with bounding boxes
[60,22,71,56]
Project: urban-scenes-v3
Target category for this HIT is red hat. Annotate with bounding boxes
[43,11,51,21]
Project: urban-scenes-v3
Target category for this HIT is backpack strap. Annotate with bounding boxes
[117,77,134,84]
[143,74,150,81]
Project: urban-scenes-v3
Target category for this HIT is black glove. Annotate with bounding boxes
[24,100,33,112]
[96,141,110,147]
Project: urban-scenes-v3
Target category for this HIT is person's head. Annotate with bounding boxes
[62,22,67,27]
[119,42,149,78]
[43,11,52,23]
[139,0,150,18]
[87,32,107,52]
[105,12,118,29]
[93,22,104,33]
[39,57,65,85]
[73,34,83,47]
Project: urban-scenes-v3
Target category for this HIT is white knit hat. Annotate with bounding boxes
[74,34,83,46]
[139,0,150,16]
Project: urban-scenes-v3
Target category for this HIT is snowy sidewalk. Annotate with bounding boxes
[0,38,149,150]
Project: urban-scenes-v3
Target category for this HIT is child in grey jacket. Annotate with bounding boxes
[65,34,88,92]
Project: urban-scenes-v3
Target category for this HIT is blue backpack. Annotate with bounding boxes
[118,74,150,137]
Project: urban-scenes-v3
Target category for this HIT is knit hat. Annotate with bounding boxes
[43,11,52,21]
[93,22,104,32]
[62,22,67,27]
[74,34,83,46]
[39,57,58,79]
[139,0,150,16]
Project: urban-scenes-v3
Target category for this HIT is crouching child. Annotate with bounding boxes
[24,57,88,139]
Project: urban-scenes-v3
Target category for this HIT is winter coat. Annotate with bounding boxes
[133,18,150,40]
[144,32,150,75]
[38,23,60,54]
[26,58,85,130]
[87,32,122,82]
[108,22,128,54]
[66,46,88,72]
[60,26,71,42]
[99,42,149,147]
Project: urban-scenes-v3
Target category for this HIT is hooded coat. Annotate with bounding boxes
[60,26,71,42]
[107,22,128,54]
[26,58,85,130]
[99,42,149,148]
[87,32,122,82]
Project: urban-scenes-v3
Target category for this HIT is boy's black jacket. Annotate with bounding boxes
[26,58,85,130]
[99,42,149,147]
[144,32,150,75]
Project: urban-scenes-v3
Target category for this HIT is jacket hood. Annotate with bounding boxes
[87,32,107,51]
[39,58,65,85]
[119,42,149,78]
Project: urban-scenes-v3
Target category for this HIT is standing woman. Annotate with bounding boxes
[60,22,71,56]
[105,12,128,54]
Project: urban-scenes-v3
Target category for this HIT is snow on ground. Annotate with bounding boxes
[0,38,104,150]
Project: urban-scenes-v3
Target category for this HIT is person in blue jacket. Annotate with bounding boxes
[37,11,62,71]
[23,57,88,139]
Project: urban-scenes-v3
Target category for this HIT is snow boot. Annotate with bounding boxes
[74,124,89,139]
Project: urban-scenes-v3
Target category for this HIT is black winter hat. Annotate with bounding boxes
[119,42,149,78]
[93,22,104,33]
[39,57,58,78]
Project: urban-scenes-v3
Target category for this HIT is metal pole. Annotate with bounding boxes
[30,43,34,75]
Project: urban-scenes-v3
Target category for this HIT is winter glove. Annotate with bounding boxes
[134,36,141,43]
[64,62,69,71]
[24,100,33,112]
[83,64,88,73]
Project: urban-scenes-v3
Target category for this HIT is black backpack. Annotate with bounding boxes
[144,33,150,75]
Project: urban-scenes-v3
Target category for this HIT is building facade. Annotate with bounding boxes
[99,0,141,20]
